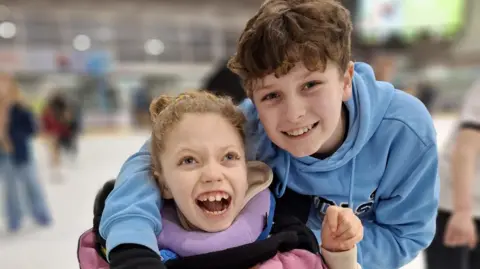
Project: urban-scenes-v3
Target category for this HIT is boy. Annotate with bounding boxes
[100,1,439,268]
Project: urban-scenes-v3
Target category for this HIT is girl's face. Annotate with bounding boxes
[157,112,248,232]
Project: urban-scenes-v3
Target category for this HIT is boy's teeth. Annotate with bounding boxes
[208,196,216,202]
[286,124,313,136]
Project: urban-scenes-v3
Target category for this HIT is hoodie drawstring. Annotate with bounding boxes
[276,152,291,198]
[348,157,356,209]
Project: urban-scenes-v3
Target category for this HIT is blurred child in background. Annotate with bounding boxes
[0,73,52,232]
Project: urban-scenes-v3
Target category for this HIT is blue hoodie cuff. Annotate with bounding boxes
[105,218,160,261]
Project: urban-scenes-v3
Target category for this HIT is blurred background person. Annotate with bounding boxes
[41,90,81,181]
[202,58,247,104]
[416,80,438,113]
[425,80,480,269]
[0,74,52,233]
[130,82,152,128]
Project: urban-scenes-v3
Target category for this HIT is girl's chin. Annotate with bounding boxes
[193,206,235,232]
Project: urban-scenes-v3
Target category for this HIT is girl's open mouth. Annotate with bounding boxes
[195,191,232,215]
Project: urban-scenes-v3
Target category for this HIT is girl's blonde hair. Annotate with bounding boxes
[149,90,246,180]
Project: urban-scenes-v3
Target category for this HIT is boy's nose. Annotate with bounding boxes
[284,100,306,123]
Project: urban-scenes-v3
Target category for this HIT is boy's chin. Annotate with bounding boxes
[280,142,323,158]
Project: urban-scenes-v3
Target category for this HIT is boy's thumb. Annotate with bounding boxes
[325,206,339,233]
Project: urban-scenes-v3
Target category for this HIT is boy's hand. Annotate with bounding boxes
[321,206,363,252]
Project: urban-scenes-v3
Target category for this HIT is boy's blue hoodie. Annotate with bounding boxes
[100,63,439,269]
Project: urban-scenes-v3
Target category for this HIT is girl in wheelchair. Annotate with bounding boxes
[78,91,362,269]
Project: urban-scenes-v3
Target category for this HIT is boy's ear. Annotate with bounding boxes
[342,61,354,101]
[154,171,173,199]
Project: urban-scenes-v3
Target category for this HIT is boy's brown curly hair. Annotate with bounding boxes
[228,0,353,97]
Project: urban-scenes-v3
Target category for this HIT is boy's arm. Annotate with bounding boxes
[358,144,439,269]
[99,139,164,257]
[322,246,361,269]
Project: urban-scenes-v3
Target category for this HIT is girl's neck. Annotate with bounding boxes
[176,206,201,231]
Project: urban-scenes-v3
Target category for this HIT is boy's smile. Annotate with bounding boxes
[252,61,354,157]
[282,121,319,138]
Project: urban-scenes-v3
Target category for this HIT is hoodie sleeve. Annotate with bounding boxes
[99,139,164,258]
[238,99,276,162]
[357,143,439,269]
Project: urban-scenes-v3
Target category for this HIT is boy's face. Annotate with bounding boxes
[158,113,248,232]
[252,61,354,157]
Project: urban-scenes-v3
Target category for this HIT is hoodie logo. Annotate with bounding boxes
[313,189,377,217]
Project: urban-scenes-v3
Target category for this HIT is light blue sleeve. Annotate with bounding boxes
[99,138,163,257]
[238,98,276,162]
[358,144,439,269]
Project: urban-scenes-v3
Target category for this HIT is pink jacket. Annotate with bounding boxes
[258,249,327,269]
[78,229,360,269]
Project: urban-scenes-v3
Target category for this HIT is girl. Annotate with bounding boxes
[78,91,362,269]
[0,74,52,232]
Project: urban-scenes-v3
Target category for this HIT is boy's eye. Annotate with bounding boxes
[261,92,279,101]
[223,152,240,161]
[179,156,197,165]
[303,81,321,90]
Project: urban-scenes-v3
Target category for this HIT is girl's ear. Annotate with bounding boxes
[154,171,173,199]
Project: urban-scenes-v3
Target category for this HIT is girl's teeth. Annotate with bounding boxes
[197,192,230,202]
[203,208,227,215]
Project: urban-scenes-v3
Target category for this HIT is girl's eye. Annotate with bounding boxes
[223,152,240,161]
[179,156,197,165]
[261,92,279,101]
